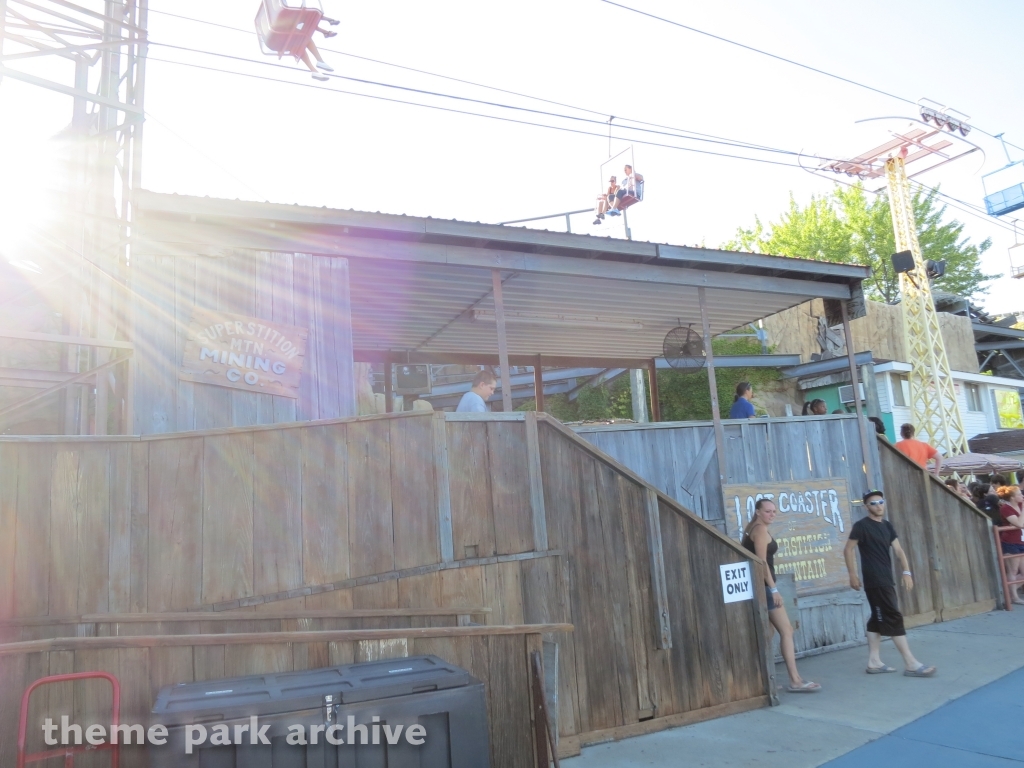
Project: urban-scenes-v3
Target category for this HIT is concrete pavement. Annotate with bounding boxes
[562,609,1024,767]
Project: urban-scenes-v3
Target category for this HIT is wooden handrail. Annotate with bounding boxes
[0,607,491,627]
[0,623,574,656]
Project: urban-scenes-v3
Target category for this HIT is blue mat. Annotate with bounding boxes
[824,666,1024,766]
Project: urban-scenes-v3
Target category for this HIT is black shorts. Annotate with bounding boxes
[865,585,906,637]
[1002,542,1024,555]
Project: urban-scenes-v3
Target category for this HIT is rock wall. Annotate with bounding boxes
[764,300,978,373]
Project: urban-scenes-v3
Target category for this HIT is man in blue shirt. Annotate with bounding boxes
[456,370,497,412]
[728,381,756,419]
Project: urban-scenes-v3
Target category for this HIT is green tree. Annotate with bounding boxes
[727,184,995,302]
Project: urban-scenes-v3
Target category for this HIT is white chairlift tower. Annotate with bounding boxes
[821,104,981,456]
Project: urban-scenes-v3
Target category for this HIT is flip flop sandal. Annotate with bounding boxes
[786,681,821,692]
[903,665,936,677]
[866,665,897,674]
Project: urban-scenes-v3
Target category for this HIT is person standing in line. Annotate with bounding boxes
[867,416,888,441]
[729,381,756,419]
[995,485,1024,605]
[742,499,821,692]
[456,370,497,413]
[844,490,936,677]
[894,423,942,475]
[801,399,827,416]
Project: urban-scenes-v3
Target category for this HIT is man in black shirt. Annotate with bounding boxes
[844,490,937,677]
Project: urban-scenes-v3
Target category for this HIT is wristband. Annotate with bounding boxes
[769,587,779,594]
[902,571,912,576]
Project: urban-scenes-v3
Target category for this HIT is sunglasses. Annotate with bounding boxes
[867,500,885,506]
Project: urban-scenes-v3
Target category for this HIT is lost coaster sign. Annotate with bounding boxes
[723,478,852,595]
[720,561,754,603]
[180,309,308,398]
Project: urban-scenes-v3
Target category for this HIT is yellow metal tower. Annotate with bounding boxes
[886,154,969,454]
[822,113,980,455]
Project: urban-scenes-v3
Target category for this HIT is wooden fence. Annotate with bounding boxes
[877,439,1000,625]
[576,415,880,656]
[0,411,773,756]
[0,623,566,768]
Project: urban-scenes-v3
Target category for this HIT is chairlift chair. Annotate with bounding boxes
[615,178,644,211]
[982,161,1024,217]
[255,0,335,60]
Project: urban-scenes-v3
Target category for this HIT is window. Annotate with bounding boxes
[891,374,908,407]
[995,389,1024,429]
[965,383,983,412]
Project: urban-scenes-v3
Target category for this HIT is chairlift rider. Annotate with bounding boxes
[255,0,340,82]
[594,176,618,225]
[610,164,644,213]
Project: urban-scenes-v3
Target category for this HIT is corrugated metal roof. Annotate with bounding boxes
[136,192,870,364]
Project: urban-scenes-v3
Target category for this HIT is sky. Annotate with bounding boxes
[1,0,1023,312]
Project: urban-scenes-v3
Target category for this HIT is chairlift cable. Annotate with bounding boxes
[596,0,1024,157]
[149,6,1024,158]
[143,9,846,158]
[143,50,1024,240]
[143,54,817,170]
[148,39,857,164]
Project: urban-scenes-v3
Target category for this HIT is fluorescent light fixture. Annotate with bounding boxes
[471,309,643,331]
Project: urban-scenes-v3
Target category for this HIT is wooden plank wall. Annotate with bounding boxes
[877,439,999,626]
[131,250,356,435]
[0,626,558,768]
[0,411,771,755]
[575,416,881,656]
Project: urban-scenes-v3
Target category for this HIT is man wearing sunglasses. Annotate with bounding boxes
[844,490,937,677]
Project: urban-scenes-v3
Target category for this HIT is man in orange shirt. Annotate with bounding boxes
[895,423,942,474]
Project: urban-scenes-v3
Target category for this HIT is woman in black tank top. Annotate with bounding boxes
[743,498,820,693]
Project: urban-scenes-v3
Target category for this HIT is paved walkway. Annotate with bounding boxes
[563,609,1024,767]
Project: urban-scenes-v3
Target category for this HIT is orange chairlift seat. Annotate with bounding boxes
[255,0,337,60]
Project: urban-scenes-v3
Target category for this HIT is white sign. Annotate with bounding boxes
[720,562,754,603]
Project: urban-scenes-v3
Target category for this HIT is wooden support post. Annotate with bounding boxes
[922,473,946,620]
[383,356,394,413]
[698,287,728,487]
[94,370,107,436]
[647,359,660,422]
[525,412,549,551]
[433,412,455,562]
[841,301,875,486]
[124,356,135,435]
[534,355,545,413]
[644,488,672,648]
[492,269,513,412]
[751,560,780,705]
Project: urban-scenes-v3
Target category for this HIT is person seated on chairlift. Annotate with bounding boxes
[299,14,339,81]
[608,164,643,215]
[594,176,619,225]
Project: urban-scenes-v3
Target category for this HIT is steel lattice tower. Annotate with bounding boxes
[886,154,969,454]
[0,0,147,434]
[822,113,980,457]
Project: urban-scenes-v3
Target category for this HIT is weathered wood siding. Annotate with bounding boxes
[877,439,1000,625]
[0,625,559,768]
[0,412,771,754]
[132,251,356,435]
[575,416,882,656]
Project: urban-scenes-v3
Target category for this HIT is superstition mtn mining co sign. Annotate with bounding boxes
[180,309,308,398]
